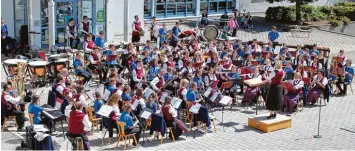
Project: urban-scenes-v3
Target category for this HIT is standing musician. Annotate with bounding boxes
[242,68,262,105]
[132,15,142,49]
[264,60,284,119]
[282,72,304,112]
[1,84,26,131]
[80,16,92,42]
[131,59,146,89]
[307,70,328,105]
[336,59,354,96]
[73,52,92,85]
[204,68,218,88]
[66,18,80,49]
[88,47,108,84]
[149,16,159,42]
[150,69,165,93]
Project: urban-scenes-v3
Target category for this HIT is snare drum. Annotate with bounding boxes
[28,61,50,77]
[3,59,28,76]
[55,58,68,73]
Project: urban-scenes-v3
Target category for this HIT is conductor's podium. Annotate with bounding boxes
[248,113,291,133]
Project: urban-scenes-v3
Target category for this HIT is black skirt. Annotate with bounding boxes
[265,84,282,111]
[132,35,140,43]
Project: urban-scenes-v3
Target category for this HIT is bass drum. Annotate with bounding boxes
[202,25,219,41]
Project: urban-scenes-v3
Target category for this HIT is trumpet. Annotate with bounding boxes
[309,78,321,90]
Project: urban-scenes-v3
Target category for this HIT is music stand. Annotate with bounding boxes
[219,81,234,131]
[138,108,153,146]
[232,60,243,67]
[244,78,265,115]
[107,55,117,62]
[97,105,113,146]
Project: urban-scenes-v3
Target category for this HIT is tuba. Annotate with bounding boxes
[13,62,27,97]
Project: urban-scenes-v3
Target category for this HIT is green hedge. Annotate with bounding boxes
[265,2,355,23]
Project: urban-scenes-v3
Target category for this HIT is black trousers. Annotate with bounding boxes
[108,64,125,74]
[66,133,90,150]
[336,77,349,95]
[69,37,80,49]
[1,36,13,54]
[232,28,237,37]
[125,127,141,144]
[7,110,25,129]
[88,64,108,83]
[150,35,157,42]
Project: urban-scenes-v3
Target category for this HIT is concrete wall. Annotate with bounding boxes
[1,0,15,38]
[319,21,355,36]
[106,0,144,42]
[30,0,42,48]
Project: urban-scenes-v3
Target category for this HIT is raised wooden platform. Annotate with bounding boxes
[248,113,291,133]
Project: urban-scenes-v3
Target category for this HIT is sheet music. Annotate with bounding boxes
[140,111,152,119]
[33,124,49,132]
[204,87,212,97]
[219,96,232,105]
[115,89,123,96]
[189,103,201,114]
[143,88,154,99]
[132,99,139,110]
[172,97,183,109]
[160,92,169,103]
[210,92,220,102]
[97,105,113,117]
[103,89,111,101]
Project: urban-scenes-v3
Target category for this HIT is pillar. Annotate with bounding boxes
[151,0,156,17]
[235,0,239,11]
[48,0,56,49]
[124,0,130,42]
[28,0,34,47]
[195,0,200,16]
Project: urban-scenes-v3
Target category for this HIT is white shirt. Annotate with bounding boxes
[204,74,217,86]
[149,21,160,38]
[3,92,21,105]
[74,110,92,131]
[180,88,188,101]
[150,76,163,91]
[166,105,178,118]
[265,69,284,81]
[66,25,77,38]
[79,21,91,34]
[112,105,121,117]
[178,59,184,70]
[56,83,66,95]
[291,79,304,90]
[65,104,72,118]
[312,75,328,86]
[83,42,93,53]
[132,67,146,82]
[89,54,98,65]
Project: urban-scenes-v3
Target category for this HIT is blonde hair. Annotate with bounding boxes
[180,79,189,88]
[107,93,119,106]
[122,103,132,111]
[274,60,282,70]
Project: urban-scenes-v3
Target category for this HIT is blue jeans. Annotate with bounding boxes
[76,70,92,84]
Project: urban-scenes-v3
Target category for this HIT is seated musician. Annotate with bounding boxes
[296,64,308,78]
[280,54,287,65]
[249,39,261,53]
[186,82,213,133]
[143,40,153,53]
[151,47,160,60]
[143,50,152,66]
[146,93,158,113]
[105,93,121,139]
[222,65,243,96]
[162,96,183,139]
[296,45,304,55]
[160,41,169,52]
[150,69,165,93]
[193,70,204,90]
[282,72,304,112]
[131,88,146,109]
[193,51,205,65]
[310,44,320,56]
[243,54,253,66]
[94,31,105,49]
[131,59,146,89]
[242,68,262,104]
[1,84,26,131]
[206,52,219,68]
[83,34,95,53]
[231,50,240,61]
[93,92,104,118]
[121,85,132,102]
[329,59,338,81]
[67,100,91,150]
[73,52,92,86]
[219,57,232,72]
[220,47,230,59]
[148,58,160,81]
[120,103,141,146]
[337,49,347,66]
[107,78,117,94]
[204,68,218,88]
[279,43,288,54]
[163,55,175,72]
[307,70,328,105]
[295,54,308,67]
[233,39,243,51]
[55,75,67,98]
[178,51,191,71]
[336,59,354,96]
[246,60,255,72]
[106,44,124,74]
[310,57,323,70]
[261,59,274,73]
[259,53,273,65]
[283,61,294,80]
[180,61,195,80]
[28,95,52,130]
[266,42,275,54]
[164,67,175,81]
[280,47,292,60]
[88,47,108,84]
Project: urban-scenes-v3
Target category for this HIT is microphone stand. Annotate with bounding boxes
[313,96,322,138]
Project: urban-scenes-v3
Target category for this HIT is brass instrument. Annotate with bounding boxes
[308,77,321,90]
[11,62,27,97]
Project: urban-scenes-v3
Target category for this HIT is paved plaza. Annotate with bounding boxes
[1,22,355,150]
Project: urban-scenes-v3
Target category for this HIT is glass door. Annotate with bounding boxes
[55,1,74,46]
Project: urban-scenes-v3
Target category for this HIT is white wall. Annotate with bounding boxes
[1,0,15,38]
[106,0,144,42]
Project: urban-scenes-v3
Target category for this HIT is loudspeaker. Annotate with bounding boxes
[20,25,29,48]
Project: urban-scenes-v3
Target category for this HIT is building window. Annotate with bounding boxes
[200,0,235,14]
[156,0,195,18]
[144,0,152,19]
[14,0,27,40]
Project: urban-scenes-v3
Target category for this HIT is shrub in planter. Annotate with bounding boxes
[341,16,351,26]
[281,6,296,22]
[266,6,284,21]
[319,6,332,15]
[329,19,340,27]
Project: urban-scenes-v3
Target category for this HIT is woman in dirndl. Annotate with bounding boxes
[132,15,142,49]
[282,72,304,112]
[306,70,328,105]
[265,60,284,118]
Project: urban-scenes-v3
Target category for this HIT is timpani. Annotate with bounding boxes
[3,59,28,76]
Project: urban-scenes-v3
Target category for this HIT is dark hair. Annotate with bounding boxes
[3,84,10,90]
[109,44,115,49]
[146,40,151,43]
[32,95,40,104]
[100,31,104,35]
[123,85,130,92]
[152,16,156,19]
[164,96,172,105]
[134,15,138,19]
[56,75,64,83]
[83,16,88,19]
[95,91,101,98]
[176,22,179,25]
[69,18,74,22]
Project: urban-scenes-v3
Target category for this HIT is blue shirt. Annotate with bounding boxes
[159,28,167,44]
[106,50,118,65]
[164,73,174,81]
[237,49,245,57]
[119,111,134,130]
[73,59,84,74]
[298,49,305,55]
[93,99,104,114]
[1,24,8,37]
[28,103,43,124]
[345,67,354,82]
[149,66,160,81]
[107,85,116,94]
[310,49,320,56]
[143,46,152,53]
[130,61,137,70]
[171,26,181,41]
[284,67,293,73]
[186,89,196,102]
[94,36,105,48]
[193,76,203,88]
[145,101,157,113]
[266,47,275,54]
[121,92,132,101]
[268,31,279,42]
[227,73,240,79]
[143,56,152,65]
[220,51,228,59]
[280,48,285,55]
